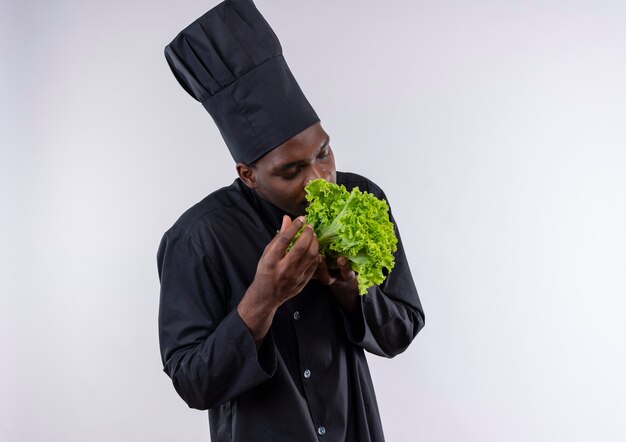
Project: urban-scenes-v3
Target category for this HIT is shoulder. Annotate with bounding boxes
[336,171,386,199]
[161,179,247,242]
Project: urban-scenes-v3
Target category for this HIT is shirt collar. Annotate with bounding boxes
[236,179,287,233]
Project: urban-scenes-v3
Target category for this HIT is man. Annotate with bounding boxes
[157,0,425,440]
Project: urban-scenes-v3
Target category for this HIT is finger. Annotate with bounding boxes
[266,216,306,260]
[300,230,321,269]
[299,255,323,289]
[284,224,315,263]
[267,215,292,256]
[287,253,321,298]
[313,257,335,285]
[337,256,356,281]
[279,215,290,233]
[303,228,320,264]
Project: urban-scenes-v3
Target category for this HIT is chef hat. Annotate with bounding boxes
[164,0,320,164]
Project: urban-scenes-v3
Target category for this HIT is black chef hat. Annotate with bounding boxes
[164,0,320,164]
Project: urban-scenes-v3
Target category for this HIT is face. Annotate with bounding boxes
[237,122,336,216]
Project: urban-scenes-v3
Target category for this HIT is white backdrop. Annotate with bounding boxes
[2,0,626,441]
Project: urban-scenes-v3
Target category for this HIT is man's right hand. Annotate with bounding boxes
[237,215,321,349]
[252,215,321,305]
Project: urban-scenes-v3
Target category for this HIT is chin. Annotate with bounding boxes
[292,201,308,216]
[278,201,305,217]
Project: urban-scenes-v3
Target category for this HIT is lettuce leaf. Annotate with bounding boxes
[304,179,398,295]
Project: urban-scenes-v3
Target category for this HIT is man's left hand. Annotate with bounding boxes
[314,256,360,314]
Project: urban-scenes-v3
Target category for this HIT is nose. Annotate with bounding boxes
[307,164,327,183]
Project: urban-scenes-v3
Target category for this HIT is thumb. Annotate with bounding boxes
[337,257,355,280]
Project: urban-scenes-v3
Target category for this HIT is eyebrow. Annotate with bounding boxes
[275,136,331,172]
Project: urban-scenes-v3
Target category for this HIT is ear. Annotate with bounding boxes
[236,162,258,189]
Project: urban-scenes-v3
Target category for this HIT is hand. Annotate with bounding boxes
[238,215,321,349]
[250,215,321,308]
[314,256,360,314]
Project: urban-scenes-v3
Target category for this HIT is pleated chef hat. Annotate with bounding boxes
[164,0,320,164]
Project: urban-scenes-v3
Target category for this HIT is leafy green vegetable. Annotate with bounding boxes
[302,179,398,295]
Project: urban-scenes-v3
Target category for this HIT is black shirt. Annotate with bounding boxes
[157,171,425,441]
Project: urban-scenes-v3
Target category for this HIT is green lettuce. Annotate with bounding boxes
[303,179,398,295]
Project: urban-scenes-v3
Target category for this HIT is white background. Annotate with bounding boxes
[2,0,626,441]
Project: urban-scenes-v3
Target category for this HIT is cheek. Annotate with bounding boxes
[275,181,305,203]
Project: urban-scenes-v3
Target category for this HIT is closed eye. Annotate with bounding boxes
[281,167,302,180]
[317,146,330,159]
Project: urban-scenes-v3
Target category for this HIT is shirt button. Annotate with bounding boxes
[318,426,326,436]
[304,369,311,379]
[293,311,301,320]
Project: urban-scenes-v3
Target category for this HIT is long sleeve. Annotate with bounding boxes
[157,231,277,410]
[338,188,425,358]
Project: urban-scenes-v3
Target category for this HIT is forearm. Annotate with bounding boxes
[362,286,424,355]
[163,309,277,410]
[237,280,280,350]
[335,259,424,357]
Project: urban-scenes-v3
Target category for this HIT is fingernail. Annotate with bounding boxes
[297,216,306,224]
